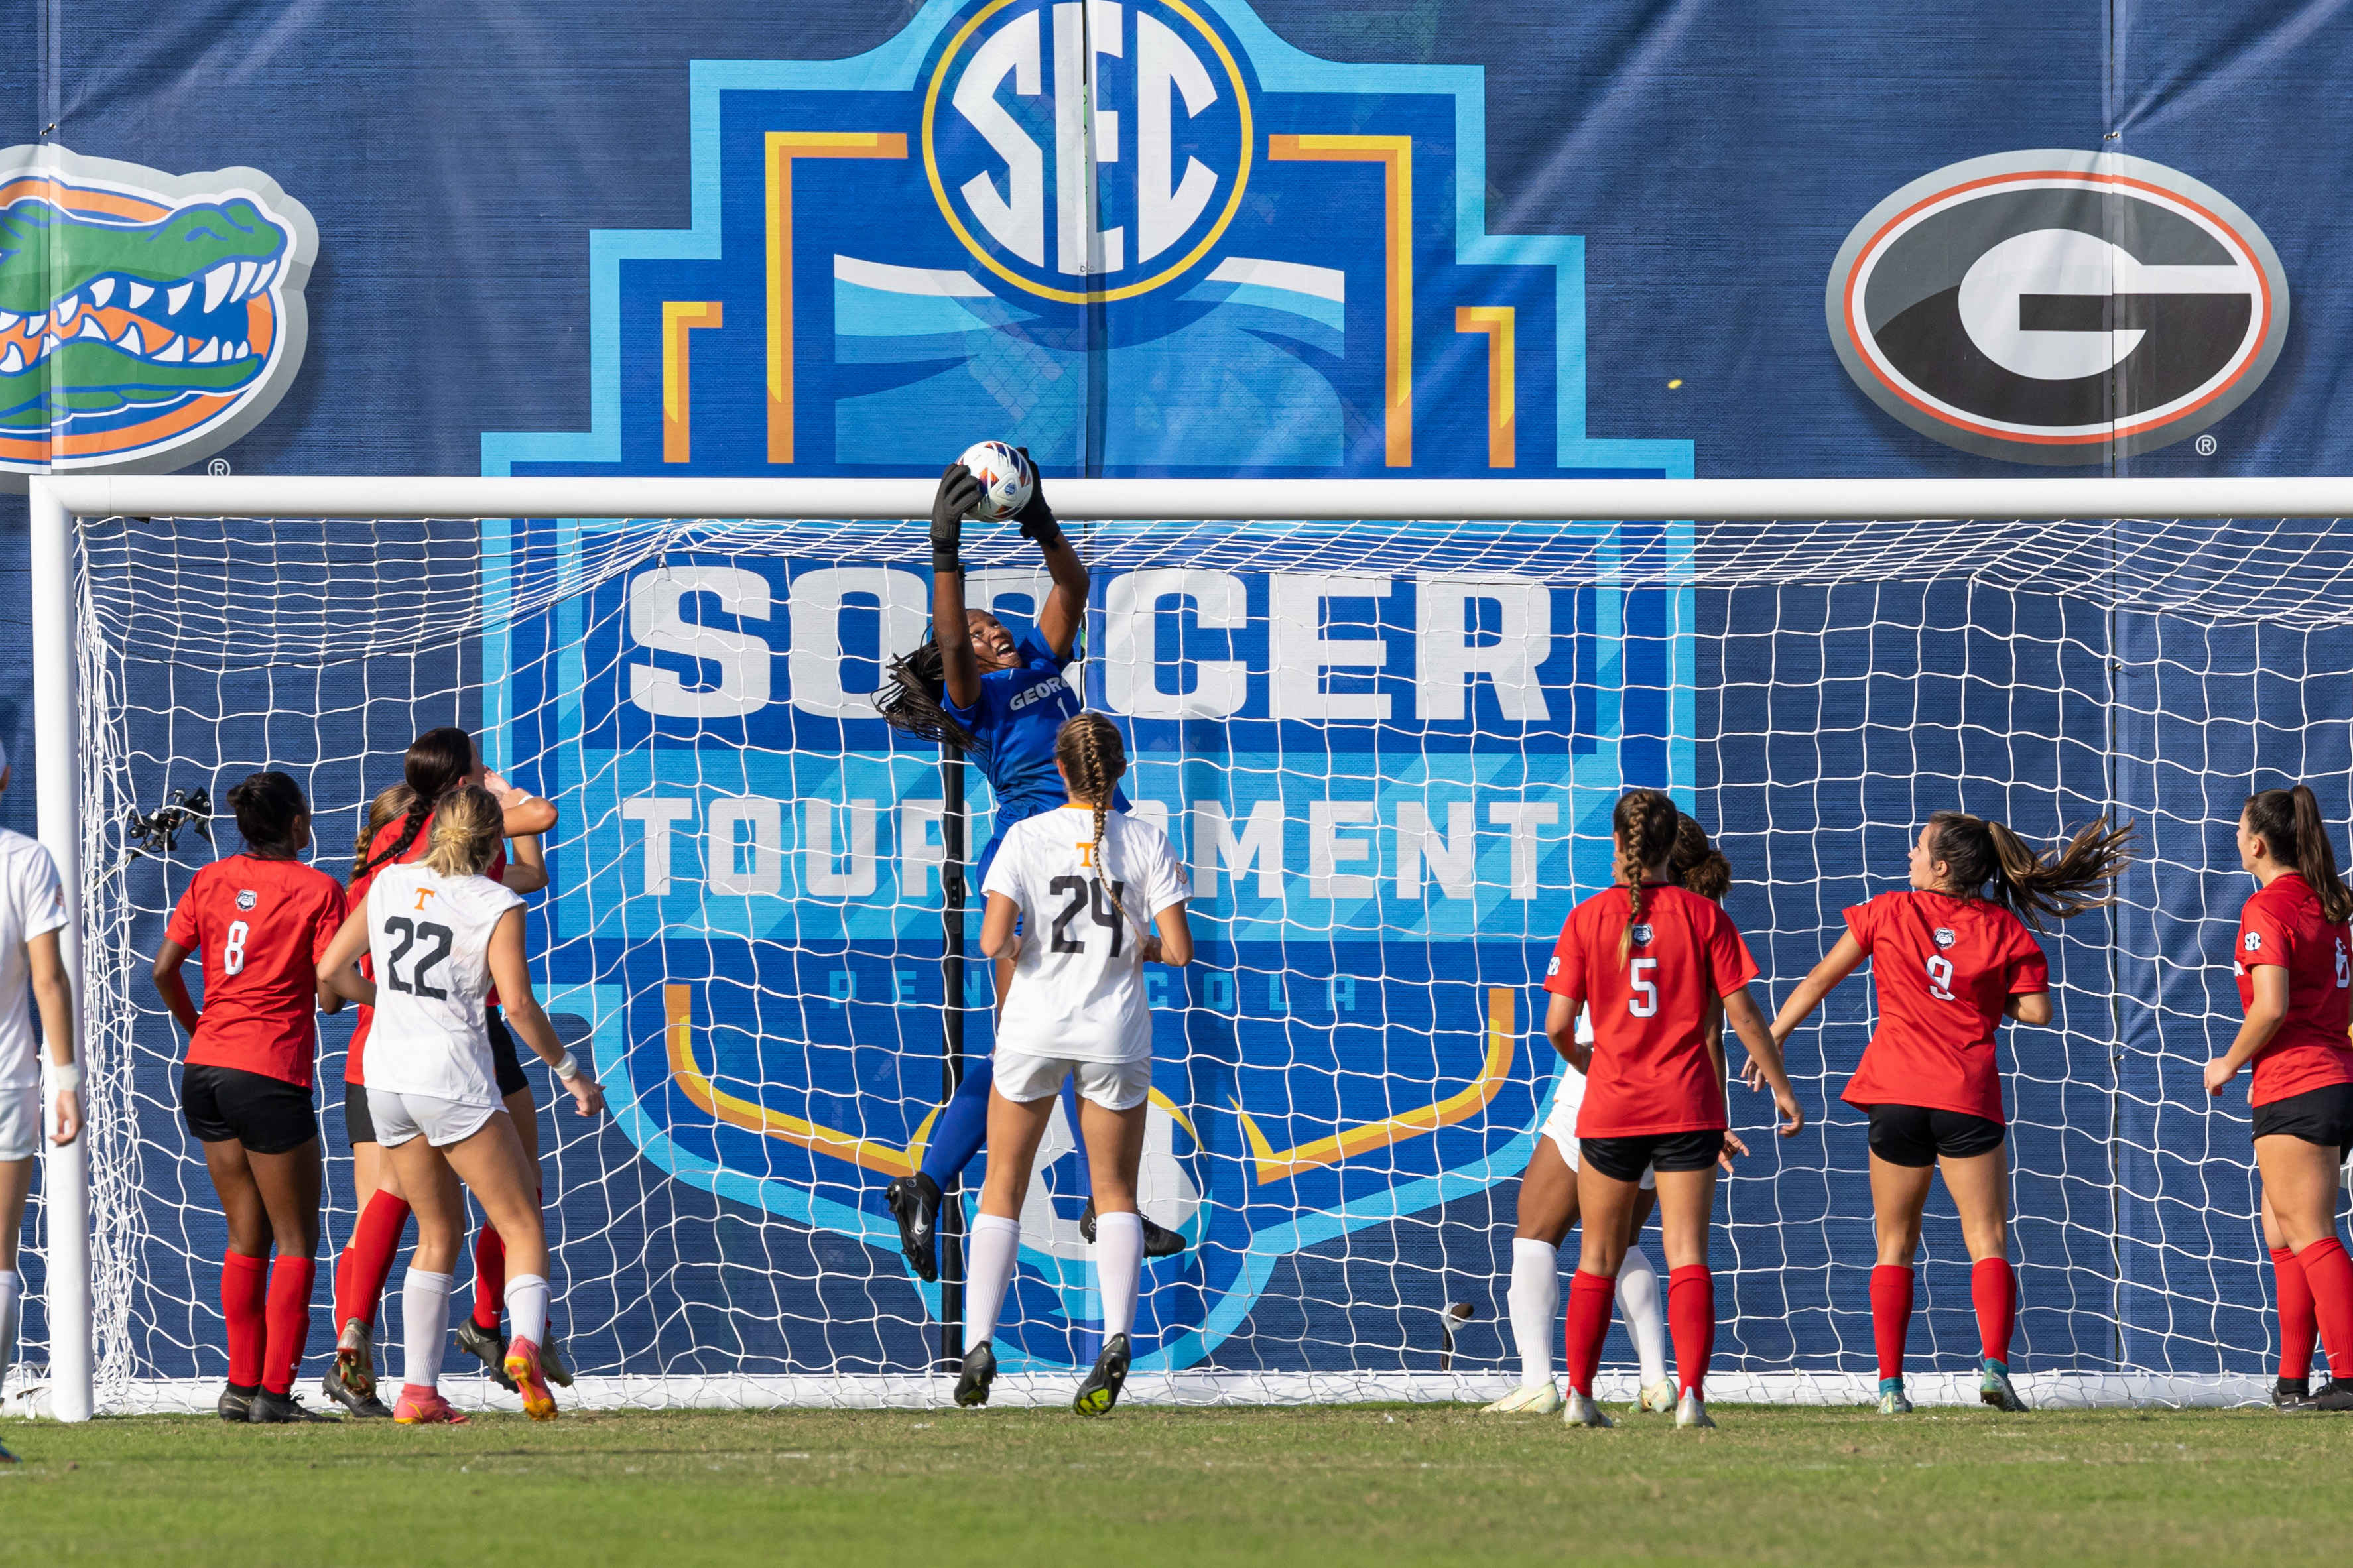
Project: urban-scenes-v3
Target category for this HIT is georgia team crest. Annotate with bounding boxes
[236,889,258,911]
[1629,924,1654,946]
[1933,927,1956,949]
[0,146,317,487]
[491,0,1694,1376]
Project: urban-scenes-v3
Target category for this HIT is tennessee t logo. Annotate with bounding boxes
[1076,841,1094,869]
[413,888,438,912]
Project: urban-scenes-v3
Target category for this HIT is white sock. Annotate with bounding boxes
[402,1268,453,1391]
[505,1273,550,1349]
[962,1214,1021,1351]
[1092,1211,1144,1341]
[1507,1238,1559,1388]
[0,1270,21,1386]
[1617,1243,1668,1386]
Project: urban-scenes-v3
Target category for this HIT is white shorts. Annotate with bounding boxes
[367,1087,501,1150]
[0,1084,40,1162]
[992,1052,1151,1111]
[1541,1090,1655,1190]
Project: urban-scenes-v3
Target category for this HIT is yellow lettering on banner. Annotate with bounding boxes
[661,301,724,463]
[1454,306,1516,468]
[1268,133,1413,466]
[765,132,909,463]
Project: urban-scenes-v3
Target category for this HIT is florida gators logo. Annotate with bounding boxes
[0,146,316,487]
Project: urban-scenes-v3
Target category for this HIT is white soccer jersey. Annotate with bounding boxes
[982,806,1190,1065]
[0,829,68,1091]
[363,861,524,1107]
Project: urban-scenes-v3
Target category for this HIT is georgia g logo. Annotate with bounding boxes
[1,145,317,487]
[1827,151,2288,465]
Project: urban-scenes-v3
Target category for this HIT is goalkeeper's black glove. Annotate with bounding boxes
[932,463,980,575]
[1013,447,1064,550]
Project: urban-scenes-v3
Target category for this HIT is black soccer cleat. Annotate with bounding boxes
[2274,1376,2311,1408]
[888,1172,944,1283]
[1078,1200,1187,1258]
[456,1315,518,1392]
[247,1388,340,1424]
[319,1369,394,1419]
[1074,1333,1131,1418]
[217,1382,259,1423]
[2282,1381,2353,1414]
[954,1339,997,1408]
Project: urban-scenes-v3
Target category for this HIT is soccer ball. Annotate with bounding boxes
[956,440,1035,521]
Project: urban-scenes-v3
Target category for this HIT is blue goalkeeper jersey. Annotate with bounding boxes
[944,625,1128,846]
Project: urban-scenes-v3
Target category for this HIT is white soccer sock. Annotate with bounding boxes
[1617,1244,1668,1386]
[962,1214,1021,1351]
[0,1270,21,1387]
[401,1268,453,1392]
[1093,1211,1144,1341]
[1507,1238,1560,1388]
[505,1273,550,1349]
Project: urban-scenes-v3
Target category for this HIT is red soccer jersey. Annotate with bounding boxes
[1838,889,2049,1124]
[1544,882,1759,1138]
[166,855,349,1089]
[2234,873,2353,1107]
[344,812,509,1084]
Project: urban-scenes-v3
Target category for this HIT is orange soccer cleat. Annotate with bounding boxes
[393,1385,470,1426]
[504,1337,559,1422]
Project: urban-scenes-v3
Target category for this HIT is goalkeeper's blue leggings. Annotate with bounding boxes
[917,1060,1092,1194]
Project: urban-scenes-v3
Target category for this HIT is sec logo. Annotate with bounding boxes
[2244,931,2263,953]
[922,0,1253,303]
[1827,150,2288,464]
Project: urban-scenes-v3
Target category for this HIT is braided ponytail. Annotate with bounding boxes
[1054,712,1147,945]
[1612,788,1681,964]
[1927,810,2137,930]
[351,784,417,883]
[354,727,477,879]
[2244,786,2353,924]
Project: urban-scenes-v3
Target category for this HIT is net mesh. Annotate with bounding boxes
[28,508,2353,1410]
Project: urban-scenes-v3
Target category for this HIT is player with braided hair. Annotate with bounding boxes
[1486,811,1746,1416]
[2204,785,2353,1413]
[322,728,560,1416]
[1551,789,1801,1430]
[1771,809,2134,1414]
[958,713,1192,1414]
[874,459,1185,1280]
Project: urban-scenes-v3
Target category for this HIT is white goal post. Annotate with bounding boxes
[23,472,2353,1422]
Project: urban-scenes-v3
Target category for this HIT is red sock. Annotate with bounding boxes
[262,1256,316,1396]
[2295,1237,2353,1381]
[330,1246,352,1335]
[1972,1257,2017,1367]
[1870,1264,1914,1384]
[1562,1271,1615,1396]
[1667,1264,1714,1399]
[222,1251,267,1389]
[2273,1246,2318,1380]
[347,1191,413,1331]
[472,1224,507,1332]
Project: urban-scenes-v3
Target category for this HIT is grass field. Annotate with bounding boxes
[4,1400,2350,1565]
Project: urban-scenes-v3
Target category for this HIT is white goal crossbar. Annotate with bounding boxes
[25,473,2353,1423]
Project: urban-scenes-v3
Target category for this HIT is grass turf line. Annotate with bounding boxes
[1,1403,2349,1566]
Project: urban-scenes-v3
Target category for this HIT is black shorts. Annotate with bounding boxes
[487,1009,529,1099]
[1866,1103,2006,1168]
[1582,1129,1724,1183]
[2252,1083,2353,1160]
[182,1064,317,1156]
[343,1074,375,1146]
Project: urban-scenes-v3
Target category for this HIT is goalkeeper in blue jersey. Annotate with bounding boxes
[872,459,1186,1278]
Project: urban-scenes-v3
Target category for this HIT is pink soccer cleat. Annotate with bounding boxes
[393,1385,470,1425]
[504,1337,559,1422]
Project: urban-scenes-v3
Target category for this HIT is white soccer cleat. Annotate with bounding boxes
[1675,1391,1716,1429]
[1562,1391,1615,1429]
[1638,1378,1676,1414]
[1481,1383,1562,1415]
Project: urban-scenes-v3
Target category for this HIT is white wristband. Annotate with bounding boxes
[552,1050,582,1081]
[46,1059,83,1092]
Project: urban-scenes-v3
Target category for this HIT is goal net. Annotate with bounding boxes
[21,495,2343,1412]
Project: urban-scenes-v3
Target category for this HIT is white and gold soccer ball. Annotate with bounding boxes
[956,439,1035,521]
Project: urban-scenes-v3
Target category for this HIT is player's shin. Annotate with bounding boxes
[1616,1246,1669,1391]
[962,1213,1021,1351]
[2295,1237,2353,1381]
[1971,1256,2017,1368]
[222,1251,267,1392]
[1506,1239,1559,1387]
[505,1273,550,1349]
[1093,1211,1143,1340]
[1872,1264,1915,1385]
[1562,1271,1615,1396]
[0,1270,19,1383]
[472,1223,507,1332]
[401,1268,453,1394]
[2273,1245,2319,1381]
[1667,1264,1714,1400]
[261,1256,316,1395]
